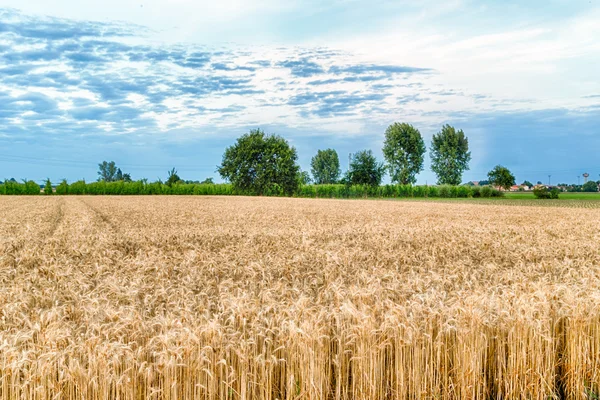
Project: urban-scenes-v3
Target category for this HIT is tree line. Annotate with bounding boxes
[217,123,517,196]
[3,121,596,197]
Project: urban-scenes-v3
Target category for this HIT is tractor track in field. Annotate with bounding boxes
[45,197,65,239]
[75,197,120,233]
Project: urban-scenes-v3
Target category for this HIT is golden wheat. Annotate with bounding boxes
[1,196,599,399]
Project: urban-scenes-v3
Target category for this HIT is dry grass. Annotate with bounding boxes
[1,196,600,399]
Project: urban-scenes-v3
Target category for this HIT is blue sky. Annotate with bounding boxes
[0,0,599,185]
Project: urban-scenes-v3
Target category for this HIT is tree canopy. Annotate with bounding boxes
[98,161,131,182]
[166,168,182,187]
[430,125,471,185]
[345,150,385,186]
[97,161,118,182]
[383,122,425,184]
[582,180,599,192]
[44,178,53,195]
[487,165,516,190]
[218,129,300,195]
[310,149,341,184]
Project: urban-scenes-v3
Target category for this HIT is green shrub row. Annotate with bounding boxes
[54,181,235,195]
[295,184,504,199]
[0,180,43,195]
[0,180,505,199]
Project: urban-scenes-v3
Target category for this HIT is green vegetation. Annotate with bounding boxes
[0,179,41,195]
[430,124,472,185]
[218,128,300,196]
[2,126,596,204]
[582,180,599,192]
[310,149,341,184]
[487,165,516,190]
[383,122,426,184]
[534,186,560,199]
[44,178,53,195]
[297,170,312,185]
[344,150,385,186]
[166,168,182,187]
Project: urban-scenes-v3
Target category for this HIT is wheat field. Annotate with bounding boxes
[1,196,599,399]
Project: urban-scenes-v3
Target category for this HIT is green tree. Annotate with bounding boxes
[122,173,132,183]
[98,161,119,182]
[582,180,599,192]
[44,178,53,195]
[310,149,341,184]
[487,165,516,190]
[345,150,385,186]
[218,129,300,195]
[56,179,69,195]
[297,170,312,185]
[383,122,425,184]
[430,125,471,185]
[166,168,182,187]
[200,177,214,184]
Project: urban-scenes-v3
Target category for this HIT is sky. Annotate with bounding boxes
[0,0,599,185]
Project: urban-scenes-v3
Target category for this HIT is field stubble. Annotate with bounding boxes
[1,196,599,399]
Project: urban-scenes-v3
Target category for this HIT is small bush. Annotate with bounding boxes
[427,186,439,198]
[396,184,413,198]
[438,185,455,198]
[533,186,557,199]
[457,185,472,198]
[69,180,87,195]
[490,187,505,197]
[480,185,493,198]
[471,186,481,198]
[413,185,427,198]
[56,179,69,195]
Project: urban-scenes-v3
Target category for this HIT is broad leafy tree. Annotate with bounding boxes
[430,125,471,185]
[522,180,533,188]
[487,165,516,190]
[383,123,425,184]
[310,149,341,184]
[218,129,300,195]
[97,161,119,182]
[345,150,385,186]
[98,161,131,182]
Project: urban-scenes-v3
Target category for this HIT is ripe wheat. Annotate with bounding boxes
[1,196,599,399]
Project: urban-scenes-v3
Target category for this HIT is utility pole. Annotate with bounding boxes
[578,175,580,185]
[548,175,551,186]
[348,153,351,172]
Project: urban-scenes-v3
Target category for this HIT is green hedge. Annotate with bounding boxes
[47,181,235,195]
[0,180,41,195]
[294,184,503,199]
[0,180,505,199]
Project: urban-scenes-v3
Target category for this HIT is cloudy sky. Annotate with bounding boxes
[0,0,599,184]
